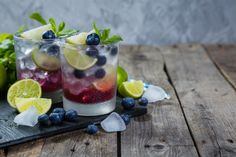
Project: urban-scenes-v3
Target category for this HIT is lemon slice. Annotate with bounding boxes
[67,32,88,45]
[7,79,42,108]
[21,24,51,40]
[15,97,51,115]
[63,45,97,70]
[118,80,144,98]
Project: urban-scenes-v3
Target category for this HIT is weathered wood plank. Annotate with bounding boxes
[0,149,6,157]
[204,44,236,90]
[119,45,198,157]
[162,44,236,157]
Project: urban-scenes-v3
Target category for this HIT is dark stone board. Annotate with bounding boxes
[0,97,147,148]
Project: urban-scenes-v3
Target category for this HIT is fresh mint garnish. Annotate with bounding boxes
[58,22,65,33]
[30,12,47,25]
[92,22,123,44]
[49,18,57,33]
[17,25,26,34]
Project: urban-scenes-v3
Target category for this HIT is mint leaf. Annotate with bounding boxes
[101,29,110,41]
[58,22,65,33]
[0,34,13,42]
[49,18,57,33]
[17,25,26,33]
[102,35,123,44]
[30,12,47,25]
[93,22,101,37]
[58,29,78,37]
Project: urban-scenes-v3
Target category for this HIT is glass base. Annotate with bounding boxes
[43,89,63,104]
[63,96,116,116]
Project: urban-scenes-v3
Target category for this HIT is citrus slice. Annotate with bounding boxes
[21,24,51,40]
[7,79,42,108]
[32,48,60,71]
[118,80,144,98]
[15,97,51,115]
[67,32,88,45]
[64,45,97,70]
[93,65,116,92]
[117,66,128,89]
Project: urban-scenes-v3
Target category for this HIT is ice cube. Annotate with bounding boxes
[142,85,170,103]
[35,71,48,79]
[20,70,33,79]
[14,106,39,127]
[100,112,126,132]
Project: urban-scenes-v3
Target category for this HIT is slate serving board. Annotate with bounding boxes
[0,97,147,148]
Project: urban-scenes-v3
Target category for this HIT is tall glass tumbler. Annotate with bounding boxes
[14,36,63,103]
[60,43,119,116]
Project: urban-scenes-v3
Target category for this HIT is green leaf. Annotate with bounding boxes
[0,34,13,42]
[102,35,123,44]
[17,25,26,33]
[49,18,57,33]
[29,12,47,25]
[92,22,101,37]
[58,22,65,33]
[57,29,78,37]
[101,29,110,41]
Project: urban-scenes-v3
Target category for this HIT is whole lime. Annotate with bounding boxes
[117,66,128,89]
[0,63,7,90]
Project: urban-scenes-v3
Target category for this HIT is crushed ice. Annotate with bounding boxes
[143,85,170,103]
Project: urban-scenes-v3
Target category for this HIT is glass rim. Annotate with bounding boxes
[13,34,64,43]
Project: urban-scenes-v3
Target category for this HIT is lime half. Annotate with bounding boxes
[117,66,128,89]
[64,45,97,70]
[7,79,42,108]
[118,80,144,98]
[21,24,51,40]
[15,97,51,115]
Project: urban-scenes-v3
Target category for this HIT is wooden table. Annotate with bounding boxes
[1,44,236,157]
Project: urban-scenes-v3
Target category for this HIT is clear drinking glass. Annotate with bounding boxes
[60,43,119,116]
[14,36,63,103]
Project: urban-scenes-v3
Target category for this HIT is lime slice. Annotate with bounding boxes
[118,80,144,98]
[7,79,42,108]
[32,48,60,71]
[15,97,51,115]
[93,65,116,92]
[67,32,88,45]
[21,24,51,40]
[117,66,128,89]
[0,63,7,90]
[64,45,97,70]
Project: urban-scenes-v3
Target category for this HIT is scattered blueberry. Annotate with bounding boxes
[95,68,106,79]
[86,124,98,134]
[49,113,63,125]
[74,69,86,79]
[86,46,99,57]
[65,109,78,121]
[121,97,135,110]
[110,46,118,56]
[86,33,100,45]
[42,30,56,39]
[120,113,130,125]
[47,45,60,56]
[38,114,51,126]
[138,97,148,106]
[52,108,65,119]
[96,55,107,66]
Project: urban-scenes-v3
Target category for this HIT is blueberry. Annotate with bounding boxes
[120,113,130,125]
[42,30,56,39]
[121,97,135,110]
[49,113,63,125]
[65,109,78,121]
[95,68,106,79]
[86,124,98,134]
[52,108,65,119]
[138,97,148,106]
[96,55,107,66]
[86,33,100,45]
[73,69,86,79]
[47,45,60,56]
[38,114,51,126]
[86,46,98,57]
[110,46,118,56]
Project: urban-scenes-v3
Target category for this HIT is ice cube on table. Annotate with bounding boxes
[100,112,126,132]
[142,85,170,103]
[14,106,39,127]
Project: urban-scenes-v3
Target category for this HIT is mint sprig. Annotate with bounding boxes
[30,12,47,25]
[92,22,123,44]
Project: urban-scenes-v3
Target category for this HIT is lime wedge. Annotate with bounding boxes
[32,48,60,71]
[64,45,97,70]
[0,63,7,90]
[118,80,144,98]
[15,97,51,115]
[7,79,42,108]
[117,66,128,89]
[21,24,51,40]
[67,32,88,45]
